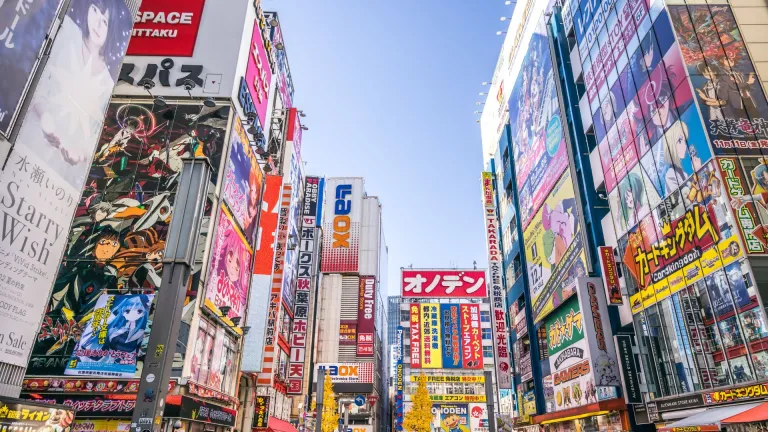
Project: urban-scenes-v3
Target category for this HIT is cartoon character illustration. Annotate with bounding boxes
[618,172,650,230]
[441,414,469,432]
[541,198,577,265]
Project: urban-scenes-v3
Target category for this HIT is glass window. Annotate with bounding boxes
[482,328,493,340]
[483,345,494,358]
[480,310,491,323]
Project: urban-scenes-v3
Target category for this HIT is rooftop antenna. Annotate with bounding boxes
[473,260,478,270]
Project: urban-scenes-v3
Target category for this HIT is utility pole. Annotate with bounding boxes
[485,370,498,432]
[130,158,210,432]
[315,368,325,432]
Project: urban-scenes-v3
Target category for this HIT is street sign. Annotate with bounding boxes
[354,395,366,407]
[367,395,378,406]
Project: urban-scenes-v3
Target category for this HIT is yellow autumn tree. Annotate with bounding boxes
[321,375,339,432]
[403,373,433,432]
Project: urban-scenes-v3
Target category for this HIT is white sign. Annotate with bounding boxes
[314,363,374,384]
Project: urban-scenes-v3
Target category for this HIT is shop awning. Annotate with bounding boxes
[723,401,768,424]
[267,417,297,432]
[658,402,763,431]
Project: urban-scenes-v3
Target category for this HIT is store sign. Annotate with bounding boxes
[321,179,363,273]
[179,396,236,427]
[339,320,358,345]
[118,59,207,90]
[598,246,622,305]
[357,277,376,357]
[315,363,374,384]
[546,359,597,412]
[704,383,768,405]
[717,157,768,254]
[430,395,487,403]
[655,395,704,412]
[460,304,483,369]
[410,304,422,368]
[254,396,270,429]
[245,18,272,131]
[441,304,463,368]
[615,335,642,404]
[545,296,586,373]
[633,404,651,425]
[25,395,135,418]
[288,216,316,394]
[409,376,485,383]
[420,303,442,368]
[401,269,488,298]
[515,310,528,338]
[302,177,321,225]
[0,399,75,429]
[126,0,206,56]
[577,279,621,388]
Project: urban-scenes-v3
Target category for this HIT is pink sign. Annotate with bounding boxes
[246,19,272,129]
[401,269,488,298]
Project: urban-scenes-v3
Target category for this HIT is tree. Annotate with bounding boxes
[321,375,339,432]
[403,373,433,432]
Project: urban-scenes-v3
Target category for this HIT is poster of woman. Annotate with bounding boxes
[204,205,253,321]
[64,293,154,377]
[222,115,264,245]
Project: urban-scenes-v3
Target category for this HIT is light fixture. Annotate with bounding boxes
[173,421,183,429]
[298,110,307,118]
[154,96,167,107]
[481,81,490,86]
[182,79,196,91]
[247,124,259,135]
[474,111,482,114]
[220,305,231,315]
[275,42,285,50]
[500,16,511,21]
[476,102,485,106]
[505,0,513,4]
[263,164,272,173]
[242,326,251,334]
[140,78,155,91]
[203,97,216,108]
[269,18,278,26]
[497,31,508,35]
[231,317,242,326]
[479,92,487,96]
[301,125,308,131]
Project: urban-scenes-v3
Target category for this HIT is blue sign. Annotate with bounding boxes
[354,395,366,407]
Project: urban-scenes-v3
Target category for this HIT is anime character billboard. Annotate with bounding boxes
[65,293,154,377]
[669,5,768,155]
[222,115,264,244]
[508,19,569,230]
[524,170,588,323]
[204,205,253,321]
[431,404,470,432]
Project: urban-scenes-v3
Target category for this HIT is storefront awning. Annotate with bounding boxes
[658,402,763,431]
[267,417,297,432]
[723,401,768,424]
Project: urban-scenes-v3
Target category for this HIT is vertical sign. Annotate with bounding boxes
[287,224,315,394]
[409,304,421,368]
[254,396,271,428]
[461,304,483,369]
[420,304,442,368]
[321,178,363,273]
[576,278,621,389]
[616,335,643,404]
[302,177,321,226]
[357,276,376,356]
[598,246,623,305]
[482,172,512,388]
[441,304,463,369]
[395,326,405,431]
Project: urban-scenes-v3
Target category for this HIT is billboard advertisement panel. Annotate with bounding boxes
[545,296,587,374]
[302,176,321,226]
[409,304,421,368]
[460,304,483,369]
[576,278,621,389]
[431,404,470,432]
[401,269,488,298]
[253,176,283,276]
[339,320,357,345]
[287,222,315,395]
[64,293,154,377]
[717,157,768,255]
[669,5,768,156]
[27,101,226,375]
[314,363,374,383]
[440,304,463,369]
[204,204,253,323]
[245,17,272,128]
[126,0,206,56]
[524,170,588,323]
[321,178,363,273]
[508,18,569,230]
[222,115,263,245]
[356,276,376,357]
[420,303,442,368]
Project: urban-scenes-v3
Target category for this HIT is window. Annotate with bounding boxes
[480,310,491,323]
[482,328,492,340]
[483,345,494,358]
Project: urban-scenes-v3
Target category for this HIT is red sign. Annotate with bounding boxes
[357,277,376,357]
[598,246,622,305]
[409,304,421,368]
[126,0,206,56]
[253,176,283,276]
[339,320,358,346]
[401,269,488,298]
[460,304,483,369]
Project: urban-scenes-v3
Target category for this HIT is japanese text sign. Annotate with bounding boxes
[401,269,487,298]
[409,304,421,368]
[440,304,463,369]
[126,0,206,56]
[598,247,623,305]
[420,304,442,368]
[460,304,483,370]
[357,276,376,357]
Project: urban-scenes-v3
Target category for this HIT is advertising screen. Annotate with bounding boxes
[401,269,488,298]
[222,115,263,245]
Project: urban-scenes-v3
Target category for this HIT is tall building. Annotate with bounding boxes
[314,177,388,432]
[480,0,768,429]
[387,295,401,348]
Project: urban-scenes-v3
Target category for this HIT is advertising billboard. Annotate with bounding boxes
[545,296,586,374]
[460,304,483,369]
[524,171,588,323]
[669,5,768,156]
[64,293,154,378]
[420,303,442,368]
[287,220,315,394]
[126,0,206,56]
[576,279,621,388]
[26,101,226,375]
[431,404,470,432]
[204,205,253,323]
[222,115,264,245]
[598,247,622,305]
[302,176,321,226]
[339,320,358,345]
[356,276,376,357]
[0,398,75,431]
[321,178,363,273]
[717,157,768,255]
[440,304,463,369]
[253,176,284,276]
[401,269,488,298]
[409,304,421,368]
[314,363,374,384]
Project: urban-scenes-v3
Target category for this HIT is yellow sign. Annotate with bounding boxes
[630,234,743,314]
[420,303,442,368]
[409,376,484,383]
[429,395,487,403]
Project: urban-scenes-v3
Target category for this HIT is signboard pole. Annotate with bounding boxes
[130,158,210,432]
[485,370,497,432]
[315,368,325,432]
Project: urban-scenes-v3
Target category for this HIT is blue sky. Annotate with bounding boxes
[262,0,512,295]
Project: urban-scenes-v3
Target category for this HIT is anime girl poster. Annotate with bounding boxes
[64,293,154,377]
[222,116,264,245]
[204,205,253,321]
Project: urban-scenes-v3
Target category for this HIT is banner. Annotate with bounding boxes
[460,304,482,369]
[253,176,284,276]
[356,276,376,356]
[431,404,470,432]
[525,171,587,323]
[615,335,643,404]
[245,16,273,128]
[409,304,421,368]
[430,395,487,403]
[395,326,404,432]
[440,304,463,368]
[222,115,264,244]
[204,205,253,322]
[65,293,154,377]
[321,178,363,273]
[410,376,484,383]
[717,157,768,254]
[302,176,321,226]
[254,396,270,428]
[287,219,316,394]
[339,320,358,345]
[420,303,442,368]
[576,278,621,390]
[598,247,622,305]
[401,269,488,298]
[0,399,75,432]
[544,296,586,373]
[126,0,206,56]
